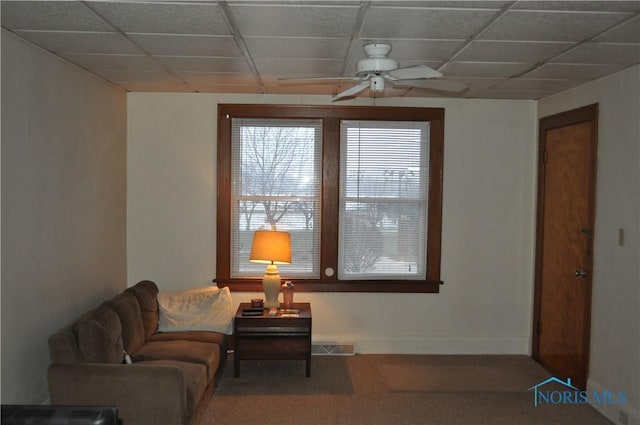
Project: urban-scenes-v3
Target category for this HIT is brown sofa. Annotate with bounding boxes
[48,280,228,425]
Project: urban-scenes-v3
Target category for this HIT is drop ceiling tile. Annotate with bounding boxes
[456,41,575,63]
[91,70,185,84]
[522,63,628,80]
[405,89,472,99]
[436,77,507,91]
[494,78,584,92]
[264,84,335,95]
[59,53,165,71]
[14,31,143,55]
[156,56,251,73]
[230,4,360,37]
[264,77,342,93]
[177,72,258,86]
[3,0,638,100]
[553,43,640,65]
[0,1,112,31]
[127,34,241,57]
[513,1,640,12]
[372,1,510,8]
[594,15,640,43]
[362,6,498,39]
[255,58,344,76]
[244,37,350,59]
[478,89,552,99]
[191,84,264,94]
[458,88,496,98]
[88,2,231,35]
[275,77,342,92]
[479,10,633,42]
[441,62,534,78]
[398,88,440,98]
[115,81,196,93]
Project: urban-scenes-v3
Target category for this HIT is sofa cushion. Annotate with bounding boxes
[147,330,227,346]
[125,280,159,338]
[157,286,233,334]
[74,304,123,364]
[133,340,220,382]
[106,292,146,353]
[133,360,208,420]
[49,323,82,364]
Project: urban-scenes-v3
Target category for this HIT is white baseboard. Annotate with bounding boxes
[588,378,640,425]
[312,334,530,355]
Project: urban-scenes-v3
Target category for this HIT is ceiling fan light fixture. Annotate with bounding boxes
[370,75,385,92]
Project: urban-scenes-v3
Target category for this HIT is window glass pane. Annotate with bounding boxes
[231,119,322,278]
[341,201,425,276]
[339,120,429,280]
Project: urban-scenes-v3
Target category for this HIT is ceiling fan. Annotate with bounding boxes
[279,43,468,101]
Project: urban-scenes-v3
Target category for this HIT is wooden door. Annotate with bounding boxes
[532,104,598,390]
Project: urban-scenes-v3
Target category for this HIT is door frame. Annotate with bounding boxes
[532,103,599,386]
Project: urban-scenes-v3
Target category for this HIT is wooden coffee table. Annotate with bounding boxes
[233,302,312,377]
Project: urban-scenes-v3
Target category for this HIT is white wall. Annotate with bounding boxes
[1,30,128,403]
[128,93,537,355]
[538,65,640,425]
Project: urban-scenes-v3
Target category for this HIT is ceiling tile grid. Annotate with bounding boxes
[1,0,639,100]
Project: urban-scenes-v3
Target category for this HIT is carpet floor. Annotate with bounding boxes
[198,354,613,425]
[379,355,552,393]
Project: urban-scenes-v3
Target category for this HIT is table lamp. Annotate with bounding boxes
[249,230,291,308]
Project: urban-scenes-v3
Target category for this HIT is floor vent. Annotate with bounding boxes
[312,343,355,356]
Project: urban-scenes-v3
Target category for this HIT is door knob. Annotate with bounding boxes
[575,268,588,277]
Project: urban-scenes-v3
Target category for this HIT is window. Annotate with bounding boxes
[230,118,322,278]
[217,105,444,293]
[339,120,429,280]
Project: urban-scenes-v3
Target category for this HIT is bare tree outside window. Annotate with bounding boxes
[231,119,322,277]
[342,205,383,273]
[239,126,315,230]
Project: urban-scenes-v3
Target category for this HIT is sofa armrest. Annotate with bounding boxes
[48,363,187,425]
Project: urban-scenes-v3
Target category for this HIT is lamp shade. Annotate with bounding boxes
[249,230,291,265]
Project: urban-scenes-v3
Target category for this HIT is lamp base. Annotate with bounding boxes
[262,265,281,308]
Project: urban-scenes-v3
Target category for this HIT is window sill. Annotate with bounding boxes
[215,279,442,293]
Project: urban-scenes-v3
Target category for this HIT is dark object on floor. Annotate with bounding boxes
[1,405,119,425]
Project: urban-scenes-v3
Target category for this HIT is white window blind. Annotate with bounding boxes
[230,118,322,278]
[338,120,429,280]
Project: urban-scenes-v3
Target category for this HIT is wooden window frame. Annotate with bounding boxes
[217,104,444,293]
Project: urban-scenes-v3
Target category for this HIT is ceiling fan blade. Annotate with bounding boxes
[393,79,468,93]
[332,81,370,101]
[387,65,442,80]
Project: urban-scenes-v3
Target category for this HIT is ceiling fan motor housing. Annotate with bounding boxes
[357,57,398,75]
[357,57,399,75]
[357,43,398,75]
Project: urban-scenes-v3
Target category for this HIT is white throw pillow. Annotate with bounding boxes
[157,286,233,334]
